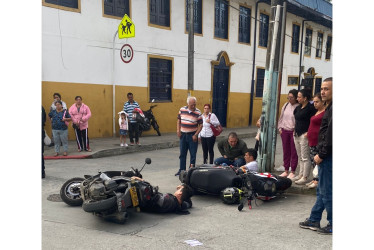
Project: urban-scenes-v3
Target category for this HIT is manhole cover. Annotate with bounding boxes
[47,194,62,202]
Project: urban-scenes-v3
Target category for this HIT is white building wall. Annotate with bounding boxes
[42,0,332,93]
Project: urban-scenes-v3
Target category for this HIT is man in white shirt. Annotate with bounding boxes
[240,148,258,172]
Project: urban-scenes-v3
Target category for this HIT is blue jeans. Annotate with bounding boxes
[214,157,246,167]
[309,155,332,225]
[179,133,198,171]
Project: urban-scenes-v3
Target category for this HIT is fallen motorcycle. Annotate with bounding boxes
[179,165,292,210]
[60,158,157,223]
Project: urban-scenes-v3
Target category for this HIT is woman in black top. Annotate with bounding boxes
[293,89,316,184]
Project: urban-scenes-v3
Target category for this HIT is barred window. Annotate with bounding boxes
[239,6,251,44]
[259,13,269,47]
[44,0,79,10]
[288,76,299,86]
[255,68,265,98]
[214,0,229,39]
[325,35,332,60]
[291,24,300,53]
[149,0,170,28]
[103,0,130,18]
[316,32,323,58]
[186,0,202,34]
[149,58,172,102]
[304,28,313,56]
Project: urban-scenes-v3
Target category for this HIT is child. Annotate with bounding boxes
[118,111,129,147]
[240,148,259,172]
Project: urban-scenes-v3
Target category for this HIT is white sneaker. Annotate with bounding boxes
[120,143,124,147]
[274,165,285,171]
[124,143,128,147]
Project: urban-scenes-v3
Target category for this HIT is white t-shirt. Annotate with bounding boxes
[244,161,258,172]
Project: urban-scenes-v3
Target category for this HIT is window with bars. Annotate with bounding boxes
[259,13,269,47]
[149,0,170,28]
[239,6,251,44]
[325,35,332,60]
[255,68,265,98]
[291,24,300,53]
[185,0,202,34]
[214,0,229,39]
[288,76,299,86]
[149,58,172,102]
[103,0,130,18]
[44,0,79,9]
[304,28,313,56]
[314,78,322,95]
[316,32,323,58]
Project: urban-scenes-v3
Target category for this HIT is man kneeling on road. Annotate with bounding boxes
[214,132,248,167]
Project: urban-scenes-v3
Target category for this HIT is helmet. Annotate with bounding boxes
[220,187,242,204]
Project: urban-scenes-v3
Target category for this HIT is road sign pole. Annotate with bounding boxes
[112,30,118,137]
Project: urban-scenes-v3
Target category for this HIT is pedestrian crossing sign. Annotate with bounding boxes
[118,14,135,39]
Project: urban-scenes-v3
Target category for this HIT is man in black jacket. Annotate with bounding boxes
[299,77,333,235]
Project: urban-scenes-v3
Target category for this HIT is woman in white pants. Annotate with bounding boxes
[293,89,316,184]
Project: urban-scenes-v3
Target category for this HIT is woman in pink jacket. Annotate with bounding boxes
[69,96,92,152]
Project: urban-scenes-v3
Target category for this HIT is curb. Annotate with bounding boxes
[285,184,317,196]
[44,131,258,160]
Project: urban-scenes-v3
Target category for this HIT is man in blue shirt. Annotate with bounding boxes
[123,92,141,145]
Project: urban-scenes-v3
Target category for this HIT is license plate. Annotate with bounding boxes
[129,186,139,207]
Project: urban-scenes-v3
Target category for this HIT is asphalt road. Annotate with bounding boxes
[42,138,332,250]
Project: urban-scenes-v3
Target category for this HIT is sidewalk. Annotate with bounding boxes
[44,126,258,160]
[44,126,316,195]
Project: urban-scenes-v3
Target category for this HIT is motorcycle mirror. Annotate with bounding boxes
[145,158,152,164]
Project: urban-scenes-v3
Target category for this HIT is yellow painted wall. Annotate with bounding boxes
[42,81,261,139]
[42,81,113,139]
[227,92,250,128]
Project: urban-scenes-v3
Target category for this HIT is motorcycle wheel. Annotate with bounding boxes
[152,121,161,136]
[60,177,85,206]
[82,196,117,213]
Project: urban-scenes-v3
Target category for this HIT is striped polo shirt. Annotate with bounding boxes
[178,106,203,133]
[123,100,140,123]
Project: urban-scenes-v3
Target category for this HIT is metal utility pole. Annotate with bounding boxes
[258,0,284,172]
[188,0,194,94]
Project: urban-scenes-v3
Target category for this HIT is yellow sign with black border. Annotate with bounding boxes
[118,14,135,39]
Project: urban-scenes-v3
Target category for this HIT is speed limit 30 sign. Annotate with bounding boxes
[120,44,134,63]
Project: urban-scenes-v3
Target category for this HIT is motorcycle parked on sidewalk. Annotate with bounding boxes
[135,100,161,137]
[60,158,157,223]
[179,165,292,211]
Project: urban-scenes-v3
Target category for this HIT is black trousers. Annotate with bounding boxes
[129,122,139,143]
[201,136,216,164]
[74,128,90,150]
[42,129,45,175]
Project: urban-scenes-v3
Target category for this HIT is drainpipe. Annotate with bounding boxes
[298,20,307,90]
[112,30,118,137]
[249,0,266,125]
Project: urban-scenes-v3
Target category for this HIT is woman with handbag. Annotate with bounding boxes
[304,92,325,188]
[48,100,71,156]
[69,96,92,152]
[198,104,220,164]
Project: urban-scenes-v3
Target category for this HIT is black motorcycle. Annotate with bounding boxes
[60,158,157,223]
[136,103,161,137]
[179,165,292,210]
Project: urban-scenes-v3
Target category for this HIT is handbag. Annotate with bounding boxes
[312,165,319,178]
[209,114,223,137]
[63,110,69,127]
[72,123,79,130]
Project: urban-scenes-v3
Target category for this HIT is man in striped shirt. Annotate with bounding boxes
[175,96,203,176]
[123,92,141,145]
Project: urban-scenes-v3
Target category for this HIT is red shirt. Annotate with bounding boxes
[307,111,325,146]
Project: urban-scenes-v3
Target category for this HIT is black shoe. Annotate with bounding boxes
[317,224,332,235]
[175,170,181,176]
[299,218,320,231]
